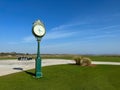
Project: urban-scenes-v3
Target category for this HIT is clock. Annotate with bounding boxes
[32,20,46,37]
[32,19,46,78]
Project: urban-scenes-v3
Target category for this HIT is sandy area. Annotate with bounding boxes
[0,59,74,76]
[0,59,120,76]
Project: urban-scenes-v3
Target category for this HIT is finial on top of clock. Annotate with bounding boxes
[33,19,44,26]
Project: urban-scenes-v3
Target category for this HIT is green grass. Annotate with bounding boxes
[0,58,16,60]
[88,56,120,62]
[0,65,120,90]
[41,54,74,60]
[0,54,120,62]
[41,55,120,62]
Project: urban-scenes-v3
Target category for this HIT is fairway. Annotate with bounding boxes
[0,65,120,90]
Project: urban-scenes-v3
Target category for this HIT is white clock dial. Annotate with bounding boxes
[33,25,45,36]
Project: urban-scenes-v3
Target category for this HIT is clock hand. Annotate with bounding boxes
[38,29,41,33]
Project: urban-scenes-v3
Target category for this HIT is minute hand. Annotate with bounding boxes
[38,29,41,33]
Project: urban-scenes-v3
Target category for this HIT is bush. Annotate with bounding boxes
[73,56,82,65]
[74,56,91,66]
[80,57,91,66]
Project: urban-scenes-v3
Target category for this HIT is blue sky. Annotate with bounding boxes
[0,0,120,54]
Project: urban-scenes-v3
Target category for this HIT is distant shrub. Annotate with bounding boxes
[73,56,82,65]
[80,57,91,66]
[73,56,91,66]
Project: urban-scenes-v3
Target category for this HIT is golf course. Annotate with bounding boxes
[0,55,120,90]
[0,64,120,90]
[1,0,120,90]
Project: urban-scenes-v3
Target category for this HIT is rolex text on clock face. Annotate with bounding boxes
[33,25,45,37]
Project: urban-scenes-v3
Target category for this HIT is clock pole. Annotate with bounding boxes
[32,19,46,78]
[35,37,42,78]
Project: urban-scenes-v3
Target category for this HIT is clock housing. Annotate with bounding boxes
[32,20,46,38]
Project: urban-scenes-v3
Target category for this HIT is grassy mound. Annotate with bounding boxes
[0,65,120,90]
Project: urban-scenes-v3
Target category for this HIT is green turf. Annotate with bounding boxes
[42,55,120,62]
[0,65,120,90]
[88,56,120,62]
[0,54,120,62]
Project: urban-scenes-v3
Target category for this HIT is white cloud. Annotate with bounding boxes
[51,22,86,31]
[8,23,120,45]
[43,22,87,40]
[98,25,120,31]
[23,36,35,43]
[83,34,116,40]
[44,31,77,40]
[8,36,35,45]
[8,42,20,45]
[18,22,83,43]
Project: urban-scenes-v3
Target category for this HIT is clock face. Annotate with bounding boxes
[33,25,45,37]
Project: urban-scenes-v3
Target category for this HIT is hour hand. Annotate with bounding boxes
[38,29,41,33]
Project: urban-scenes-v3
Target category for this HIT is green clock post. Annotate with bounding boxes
[32,19,46,78]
